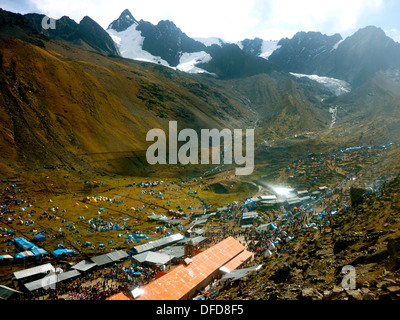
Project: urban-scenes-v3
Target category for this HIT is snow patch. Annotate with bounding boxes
[107,24,170,67]
[176,51,214,75]
[290,72,351,96]
[194,37,225,47]
[259,40,280,59]
[108,25,215,74]
[332,39,344,51]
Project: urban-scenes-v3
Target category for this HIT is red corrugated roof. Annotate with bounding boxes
[136,236,246,300]
[106,292,132,300]
[222,249,253,272]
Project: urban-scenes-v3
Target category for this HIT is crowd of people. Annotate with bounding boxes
[12,261,162,300]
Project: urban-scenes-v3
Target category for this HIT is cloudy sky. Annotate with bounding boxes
[2,0,400,42]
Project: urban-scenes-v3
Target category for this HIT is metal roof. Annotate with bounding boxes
[71,259,97,272]
[132,251,172,265]
[24,270,81,292]
[222,250,253,272]
[258,195,277,200]
[90,254,113,266]
[71,250,129,271]
[0,285,22,300]
[107,250,129,262]
[157,246,185,259]
[136,237,248,300]
[133,234,184,254]
[106,292,132,300]
[13,263,54,280]
[179,236,207,245]
[242,212,258,220]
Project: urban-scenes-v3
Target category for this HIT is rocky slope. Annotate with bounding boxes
[208,173,400,300]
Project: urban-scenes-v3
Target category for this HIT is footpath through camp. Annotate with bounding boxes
[1,143,400,300]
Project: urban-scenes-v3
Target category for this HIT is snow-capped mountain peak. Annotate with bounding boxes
[107,9,139,32]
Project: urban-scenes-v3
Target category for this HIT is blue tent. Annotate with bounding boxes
[15,251,35,260]
[270,223,277,230]
[14,237,36,251]
[31,247,48,259]
[33,234,46,242]
[53,249,76,258]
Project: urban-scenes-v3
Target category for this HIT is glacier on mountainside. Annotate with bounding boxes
[108,24,214,74]
[290,72,351,96]
[107,23,170,66]
[176,51,216,75]
[259,40,281,59]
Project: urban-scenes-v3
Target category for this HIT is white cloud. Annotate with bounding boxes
[26,0,257,41]
[5,0,387,42]
[253,0,383,39]
[385,28,400,43]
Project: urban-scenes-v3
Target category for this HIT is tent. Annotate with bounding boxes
[53,249,76,258]
[15,251,35,260]
[264,249,273,258]
[33,234,46,242]
[31,247,49,259]
[14,237,36,251]
[255,223,277,233]
[0,255,14,262]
